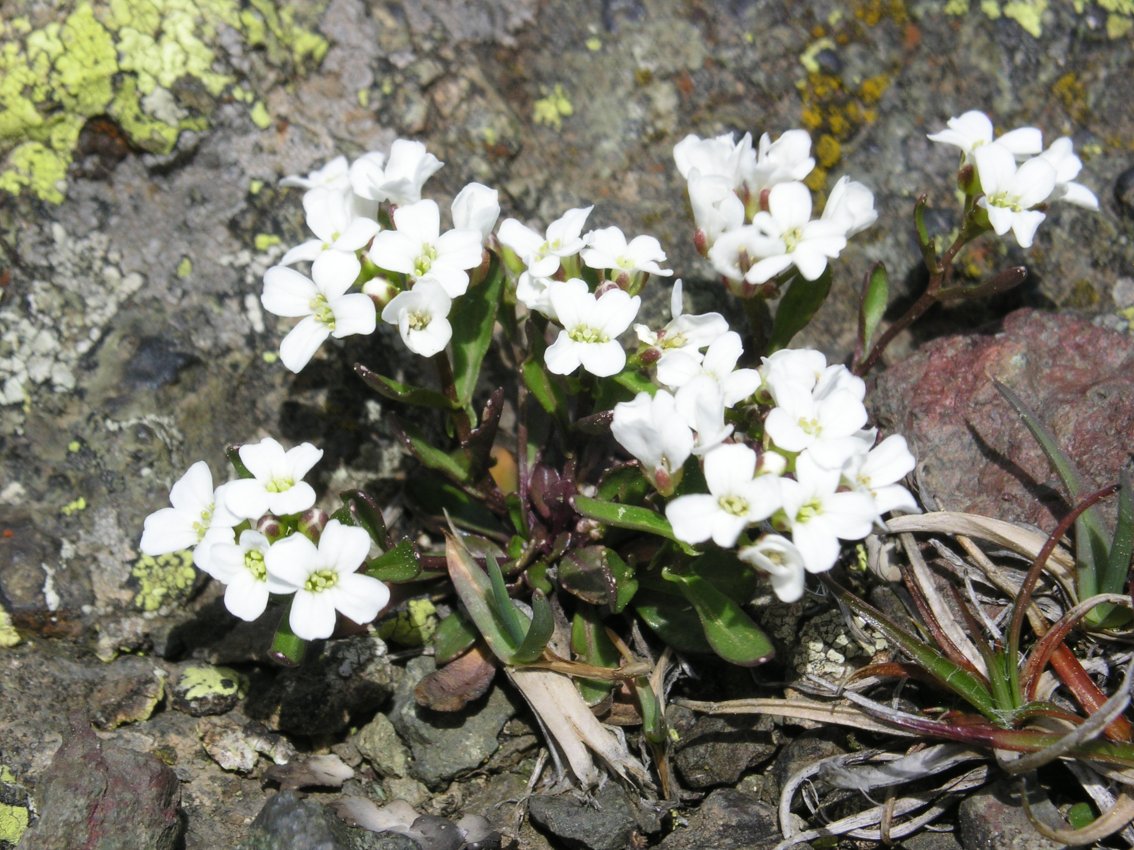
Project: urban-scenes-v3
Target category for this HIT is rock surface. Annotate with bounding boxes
[3,1,1134,848]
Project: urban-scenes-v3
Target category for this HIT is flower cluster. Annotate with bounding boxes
[139,437,389,639]
[927,110,1098,247]
[674,129,877,296]
[612,320,917,603]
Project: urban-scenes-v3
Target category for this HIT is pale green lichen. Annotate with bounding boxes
[179,664,247,700]
[131,550,197,612]
[176,257,192,277]
[947,0,1132,37]
[0,607,20,648]
[0,0,329,203]
[254,233,281,251]
[533,84,574,129]
[0,803,28,845]
[60,496,87,516]
[377,598,438,647]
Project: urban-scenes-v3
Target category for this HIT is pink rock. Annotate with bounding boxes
[870,309,1134,531]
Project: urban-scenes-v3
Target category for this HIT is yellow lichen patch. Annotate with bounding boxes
[1053,71,1090,124]
[533,84,574,129]
[853,0,910,25]
[377,598,439,647]
[0,607,20,648]
[254,233,281,251]
[179,664,247,700]
[1003,0,1049,36]
[0,803,29,845]
[131,550,197,612]
[0,0,328,204]
[795,68,888,187]
[176,257,192,278]
[816,134,842,169]
[60,496,87,516]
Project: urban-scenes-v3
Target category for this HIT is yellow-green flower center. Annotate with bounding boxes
[408,310,431,331]
[797,498,823,523]
[304,568,339,593]
[266,477,294,494]
[311,293,336,330]
[568,324,607,344]
[192,504,215,539]
[799,417,821,436]
[414,244,438,277]
[245,550,267,581]
[783,226,803,252]
[718,494,749,517]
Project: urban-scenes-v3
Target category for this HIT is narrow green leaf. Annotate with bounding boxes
[611,369,657,398]
[635,678,665,743]
[634,590,714,654]
[994,380,1111,599]
[451,255,505,408]
[827,580,999,721]
[433,611,479,664]
[767,267,833,353]
[446,534,520,662]
[662,567,774,666]
[914,194,937,267]
[225,445,252,479]
[509,590,553,664]
[859,262,889,355]
[573,494,696,553]
[487,554,526,646]
[395,418,471,483]
[355,364,456,410]
[522,357,567,418]
[1104,465,1134,595]
[364,538,421,583]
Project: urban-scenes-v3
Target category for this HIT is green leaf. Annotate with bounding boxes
[450,255,505,408]
[610,369,657,398]
[633,588,714,654]
[993,381,1111,600]
[596,466,651,504]
[404,477,505,538]
[433,611,479,664]
[395,418,471,484]
[571,605,620,704]
[509,590,553,664]
[446,534,520,662]
[225,445,252,479]
[558,546,639,612]
[487,554,526,646]
[826,580,999,721]
[364,538,421,583]
[522,357,567,418]
[858,262,889,356]
[635,677,665,743]
[1104,464,1134,596]
[339,489,390,548]
[355,364,456,410]
[662,566,774,666]
[767,267,832,353]
[573,494,696,553]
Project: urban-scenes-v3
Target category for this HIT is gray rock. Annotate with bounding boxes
[658,788,780,850]
[238,790,421,850]
[771,731,847,800]
[903,829,964,850]
[957,780,1065,850]
[669,706,776,790]
[16,716,182,850]
[527,783,643,850]
[388,657,515,788]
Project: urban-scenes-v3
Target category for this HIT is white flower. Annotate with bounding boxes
[821,176,877,237]
[202,530,294,621]
[280,155,351,192]
[673,132,755,186]
[973,143,1057,248]
[759,348,827,399]
[673,375,733,455]
[746,181,847,282]
[743,129,816,195]
[261,251,376,373]
[222,437,323,520]
[634,279,728,356]
[842,434,918,515]
[1039,137,1099,210]
[763,380,869,469]
[451,182,501,241]
[497,206,593,278]
[611,390,693,495]
[381,280,453,357]
[266,521,389,640]
[349,139,444,205]
[665,443,781,548]
[581,226,672,278]
[657,330,760,407]
[544,279,640,377]
[738,534,807,602]
[779,453,877,573]
[926,110,1042,162]
[686,173,746,245]
[280,186,381,265]
[140,461,241,563]
[367,199,483,298]
[516,271,556,319]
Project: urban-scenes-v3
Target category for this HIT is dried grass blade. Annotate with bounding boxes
[1023,784,1134,846]
[674,696,916,737]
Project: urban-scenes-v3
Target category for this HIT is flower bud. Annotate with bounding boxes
[363,277,399,310]
[297,508,329,540]
[255,514,283,540]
